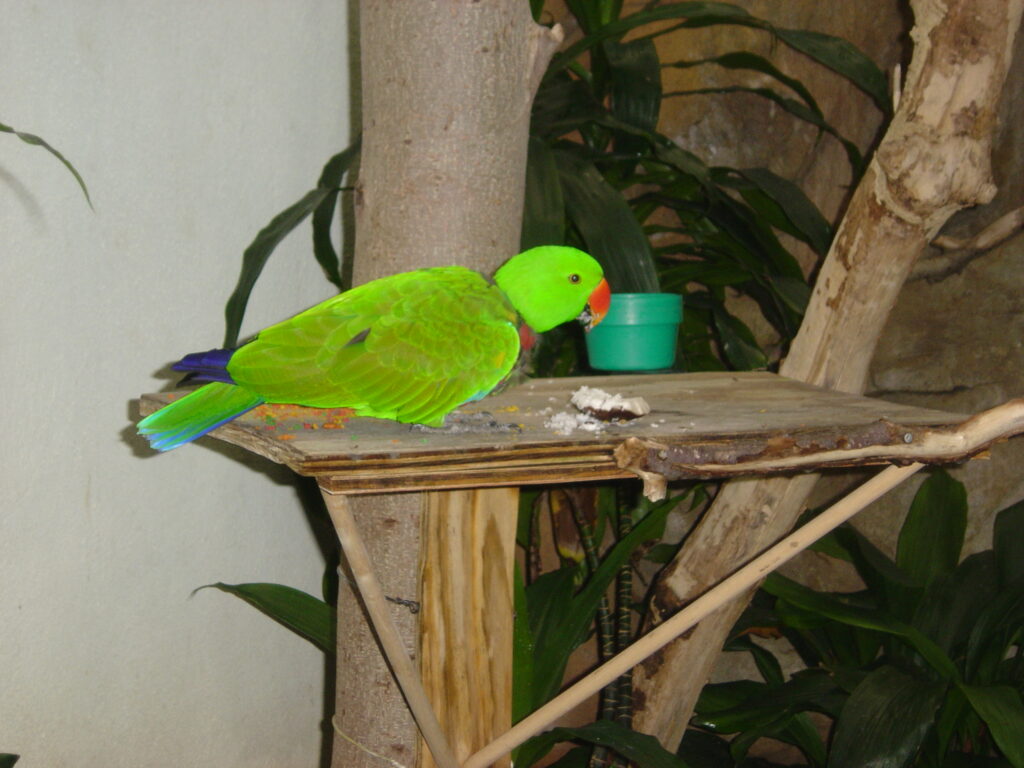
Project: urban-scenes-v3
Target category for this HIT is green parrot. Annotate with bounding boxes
[138,245,610,450]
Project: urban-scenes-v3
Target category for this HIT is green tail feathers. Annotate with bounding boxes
[138,382,263,451]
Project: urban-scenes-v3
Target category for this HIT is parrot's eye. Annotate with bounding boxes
[569,273,580,283]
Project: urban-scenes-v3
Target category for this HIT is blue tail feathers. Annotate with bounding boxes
[171,348,236,384]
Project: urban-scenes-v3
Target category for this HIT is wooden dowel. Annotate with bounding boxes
[462,462,925,768]
[323,490,460,768]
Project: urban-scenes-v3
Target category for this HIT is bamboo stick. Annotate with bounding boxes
[462,462,925,768]
[323,490,460,768]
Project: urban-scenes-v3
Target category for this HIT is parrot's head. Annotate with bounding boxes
[495,246,610,333]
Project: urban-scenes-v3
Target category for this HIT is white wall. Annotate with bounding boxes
[1,3,350,766]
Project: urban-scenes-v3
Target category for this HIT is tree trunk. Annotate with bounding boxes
[632,0,1023,750]
[332,3,561,766]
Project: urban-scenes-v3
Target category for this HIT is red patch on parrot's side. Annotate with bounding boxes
[519,325,539,351]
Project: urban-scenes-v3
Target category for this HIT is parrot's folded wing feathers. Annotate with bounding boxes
[226,266,521,425]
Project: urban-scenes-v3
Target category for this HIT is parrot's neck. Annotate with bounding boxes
[494,265,558,332]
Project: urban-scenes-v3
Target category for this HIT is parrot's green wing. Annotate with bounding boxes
[227,266,521,426]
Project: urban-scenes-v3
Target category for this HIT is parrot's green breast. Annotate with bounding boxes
[226,266,521,426]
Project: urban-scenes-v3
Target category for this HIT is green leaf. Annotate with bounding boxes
[522,720,692,768]
[764,573,959,680]
[667,50,824,118]
[310,142,360,290]
[958,684,1024,766]
[897,469,968,588]
[696,669,844,733]
[669,84,864,172]
[994,498,1024,586]
[732,168,833,256]
[605,37,662,135]
[512,562,536,727]
[197,582,335,653]
[1,120,92,208]
[677,729,732,768]
[965,582,1024,683]
[772,27,890,115]
[712,307,767,370]
[0,755,19,768]
[532,75,605,138]
[913,553,999,665]
[222,143,359,347]
[530,494,680,707]
[554,147,660,293]
[547,4,888,116]
[548,3,756,75]
[522,137,566,249]
[829,665,945,768]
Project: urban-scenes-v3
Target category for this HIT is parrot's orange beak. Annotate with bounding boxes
[581,278,611,331]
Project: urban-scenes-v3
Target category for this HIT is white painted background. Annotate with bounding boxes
[1,3,351,765]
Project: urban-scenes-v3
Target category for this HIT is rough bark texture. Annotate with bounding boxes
[333,3,561,766]
[632,0,1023,750]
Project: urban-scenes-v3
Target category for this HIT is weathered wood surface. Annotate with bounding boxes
[419,488,518,768]
[139,371,967,493]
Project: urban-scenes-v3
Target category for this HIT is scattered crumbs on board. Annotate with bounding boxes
[545,410,607,436]
[247,403,354,436]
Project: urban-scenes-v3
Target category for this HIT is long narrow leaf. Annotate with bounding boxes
[522,137,566,249]
[765,572,959,680]
[994,499,1024,586]
[958,683,1024,766]
[897,469,968,588]
[222,187,333,347]
[521,720,692,768]
[1,120,92,208]
[732,168,833,256]
[667,51,823,117]
[712,306,768,370]
[512,562,537,727]
[772,27,890,115]
[605,37,662,135]
[829,665,945,768]
[965,583,1024,682]
[222,144,359,347]
[555,148,660,292]
[666,84,864,171]
[548,3,755,74]
[911,552,998,658]
[310,142,360,290]
[546,3,888,114]
[197,582,335,653]
[530,494,681,707]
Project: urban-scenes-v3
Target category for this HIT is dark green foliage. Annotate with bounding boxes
[524,720,692,768]
[691,470,1024,767]
[521,0,881,375]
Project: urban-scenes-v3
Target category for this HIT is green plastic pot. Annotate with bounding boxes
[586,293,683,371]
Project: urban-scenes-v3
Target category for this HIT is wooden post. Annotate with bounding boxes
[326,487,520,768]
[420,489,519,768]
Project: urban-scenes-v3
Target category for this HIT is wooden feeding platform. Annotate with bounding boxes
[139,372,1024,768]
[139,371,990,498]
